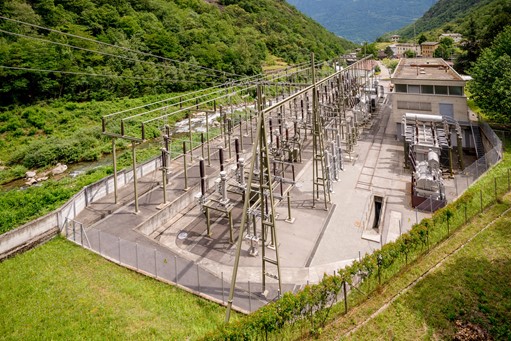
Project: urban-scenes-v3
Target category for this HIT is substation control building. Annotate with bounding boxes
[390,58,475,210]
[390,58,472,147]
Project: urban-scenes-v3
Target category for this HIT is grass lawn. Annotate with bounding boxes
[0,237,232,340]
[335,202,511,340]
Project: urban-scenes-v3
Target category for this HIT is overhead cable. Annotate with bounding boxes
[0,15,244,79]
[0,65,220,84]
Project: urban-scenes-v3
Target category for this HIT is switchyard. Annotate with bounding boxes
[65,55,481,315]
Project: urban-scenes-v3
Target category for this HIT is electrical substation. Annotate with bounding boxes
[64,55,491,316]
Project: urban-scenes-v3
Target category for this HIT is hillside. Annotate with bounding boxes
[0,0,355,105]
[387,0,511,75]
[286,0,435,43]
[391,0,509,42]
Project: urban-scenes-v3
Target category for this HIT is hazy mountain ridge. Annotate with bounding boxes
[286,0,436,43]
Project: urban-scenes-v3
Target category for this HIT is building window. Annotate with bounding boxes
[449,86,463,96]
[435,85,448,95]
[421,85,434,94]
[395,84,407,93]
[408,85,420,94]
[397,101,432,111]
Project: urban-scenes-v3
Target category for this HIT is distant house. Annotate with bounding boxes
[420,42,440,58]
[395,43,420,58]
[390,35,400,42]
[439,33,462,44]
[340,52,358,65]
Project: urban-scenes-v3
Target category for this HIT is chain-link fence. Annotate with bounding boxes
[63,222,274,314]
[417,121,503,212]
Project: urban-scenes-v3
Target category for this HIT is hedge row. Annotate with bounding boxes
[204,164,511,340]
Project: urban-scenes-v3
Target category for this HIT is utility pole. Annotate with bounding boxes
[225,84,282,322]
[311,53,330,210]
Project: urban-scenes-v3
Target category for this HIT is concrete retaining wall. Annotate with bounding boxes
[136,177,214,237]
[0,155,162,261]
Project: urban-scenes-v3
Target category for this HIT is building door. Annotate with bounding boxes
[439,103,454,119]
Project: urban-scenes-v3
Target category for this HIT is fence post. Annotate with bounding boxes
[508,169,510,192]
[343,281,348,314]
[480,190,483,213]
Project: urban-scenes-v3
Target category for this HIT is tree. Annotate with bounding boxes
[454,17,480,73]
[468,26,511,123]
[404,49,416,58]
[384,46,394,58]
[357,42,378,58]
[418,34,428,45]
[434,37,455,59]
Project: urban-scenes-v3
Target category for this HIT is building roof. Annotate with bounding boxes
[440,33,462,37]
[421,42,439,46]
[392,58,465,81]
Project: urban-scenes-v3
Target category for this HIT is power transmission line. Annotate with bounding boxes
[0,28,237,81]
[0,15,245,79]
[0,65,220,84]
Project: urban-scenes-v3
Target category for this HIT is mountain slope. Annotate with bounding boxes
[0,0,356,105]
[286,0,435,43]
[393,0,495,38]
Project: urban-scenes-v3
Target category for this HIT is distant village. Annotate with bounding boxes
[342,33,463,64]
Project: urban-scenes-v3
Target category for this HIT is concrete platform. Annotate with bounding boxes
[72,65,455,311]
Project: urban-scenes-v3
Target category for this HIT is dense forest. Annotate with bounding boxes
[0,0,355,106]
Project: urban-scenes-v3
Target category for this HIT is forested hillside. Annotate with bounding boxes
[287,0,435,43]
[386,0,511,74]
[0,0,355,105]
[391,0,506,41]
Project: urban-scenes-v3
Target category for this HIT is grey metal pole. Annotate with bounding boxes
[161,149,167,205]
[112,138,118,204]
[188,111,193,162]
[225,85,263,323]
[132,142,139,213]
[286,191,292,222]
[183,141,189,190]
[206,111,211,166]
